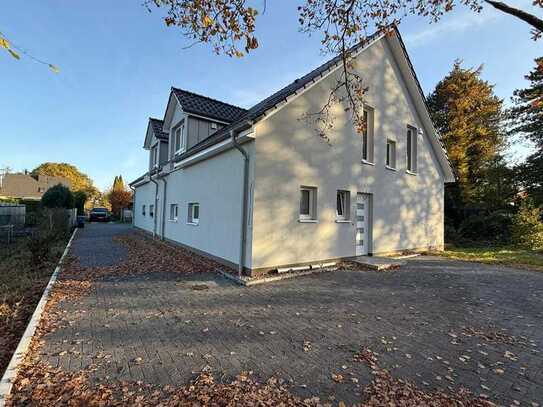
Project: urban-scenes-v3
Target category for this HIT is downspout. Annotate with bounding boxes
[150,172,159,238]
[160,175,168,240]
[128,184,135,226]
[230,128,250,277]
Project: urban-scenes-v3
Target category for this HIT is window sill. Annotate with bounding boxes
[335,219,351,223]
[168,219,178,223]
[361,160,375,166]
[406,170,418,176]
[187,222,199,226]
[298,219,318,223]
[385,165,397,172]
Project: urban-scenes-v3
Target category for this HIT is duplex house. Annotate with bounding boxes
[130,27,454,276]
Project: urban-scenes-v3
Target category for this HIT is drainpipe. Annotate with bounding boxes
[160,175,168,240]
[128,184,135,226]
[230,128,250,277]
[150,171,159,238]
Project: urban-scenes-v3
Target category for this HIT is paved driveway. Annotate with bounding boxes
[40,223,543,405]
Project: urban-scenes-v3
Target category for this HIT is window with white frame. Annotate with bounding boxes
[187,203,200,225]
[299,186,317,220]
[174,121,185,154]
[406,126,418,173]
[336,190,350,220]
[142,205,146,216]
[386,139,396,169]
[149,204,154,218]
[169,203,178,221]
[151,145,158,167]
[361,107,374,163]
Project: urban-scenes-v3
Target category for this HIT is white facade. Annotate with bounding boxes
[132,30,452,275]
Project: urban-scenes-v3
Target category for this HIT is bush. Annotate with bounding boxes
[41,184,74,209]
[73,190,87,215]
[458,211,512,244]
[511,200,543,250]
[27,233,53,264]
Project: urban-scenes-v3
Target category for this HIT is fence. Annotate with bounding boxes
[0,207,77,244]
[0,204,25,227]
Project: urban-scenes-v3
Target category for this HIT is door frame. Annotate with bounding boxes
[355,192,373,256]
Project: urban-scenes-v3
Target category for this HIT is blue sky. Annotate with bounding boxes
[1,1,541,191]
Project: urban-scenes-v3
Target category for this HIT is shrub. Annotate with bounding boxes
[73,190,87,215]
[41,184,74,209]
[511,200,543,250]
[458,211,512,244]
[27,233,53,264]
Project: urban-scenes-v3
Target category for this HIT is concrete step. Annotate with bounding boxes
[353,256,405,271]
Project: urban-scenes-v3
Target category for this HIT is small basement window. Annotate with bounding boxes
[386,139,396,169]
[336,190,350,221]
[188,203,200,225]
[299,186,317,221]
[149,204,154,218]
[169,203,178,221]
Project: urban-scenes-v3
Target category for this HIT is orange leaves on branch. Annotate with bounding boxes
[146,0,259,57]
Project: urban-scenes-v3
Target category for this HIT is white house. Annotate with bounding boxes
[130,27,454,276]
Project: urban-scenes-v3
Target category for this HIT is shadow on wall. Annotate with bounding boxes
[251,39,444,269]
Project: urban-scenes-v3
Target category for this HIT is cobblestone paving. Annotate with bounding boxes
[41,224,543,405]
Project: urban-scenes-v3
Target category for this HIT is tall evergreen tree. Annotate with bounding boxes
[427,61,505,205]
[509,57,543,206]
[509,57,543,149]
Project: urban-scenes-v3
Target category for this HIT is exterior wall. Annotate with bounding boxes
[251,38,444,270]
[138,142,255,269]
[187,116,224,149]
[133,181,157,233]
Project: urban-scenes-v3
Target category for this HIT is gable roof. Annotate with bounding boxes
[173,29,385,160]
[171,88,247,123]
[149,118,169,141]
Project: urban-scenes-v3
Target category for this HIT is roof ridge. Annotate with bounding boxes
[171,87,247,112]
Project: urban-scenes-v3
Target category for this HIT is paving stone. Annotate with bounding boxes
[38,223,543,405]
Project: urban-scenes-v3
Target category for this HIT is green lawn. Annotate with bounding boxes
[436,245,543,272]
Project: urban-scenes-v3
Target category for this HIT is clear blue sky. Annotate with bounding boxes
[1,1,541,191]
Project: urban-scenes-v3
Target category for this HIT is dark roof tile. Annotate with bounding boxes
[149,118,169,141]
[172,88,247,123]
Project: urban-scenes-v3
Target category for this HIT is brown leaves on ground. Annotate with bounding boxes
[354,347,495,407]
[6,234,500,406]
[0,236,68,375]
[8,363,315,407]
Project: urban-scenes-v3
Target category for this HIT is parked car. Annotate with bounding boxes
[89,207,110,222]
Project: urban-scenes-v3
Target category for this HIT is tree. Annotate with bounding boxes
[146,0,543,140]
[107,175,132,218]
[509,57,543,149]
[31,162,99,203]
[511,199,543,250]
[41,184,74,209]
[73,190,88,215]
[427,61,505,205]
[516,151,543,207]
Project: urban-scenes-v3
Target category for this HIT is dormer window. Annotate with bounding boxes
[151,145,158,168]
[174,120,186,155]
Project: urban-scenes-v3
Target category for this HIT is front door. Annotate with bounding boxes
[355,193,370,256]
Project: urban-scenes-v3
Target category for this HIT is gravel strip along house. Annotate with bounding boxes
[130,27,454,277]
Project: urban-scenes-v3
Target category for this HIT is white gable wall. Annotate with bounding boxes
[251,37,444,270]
[133,181,157,233]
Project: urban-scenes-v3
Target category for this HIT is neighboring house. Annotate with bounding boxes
[0,172,71,200]
[130,27,455,276]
